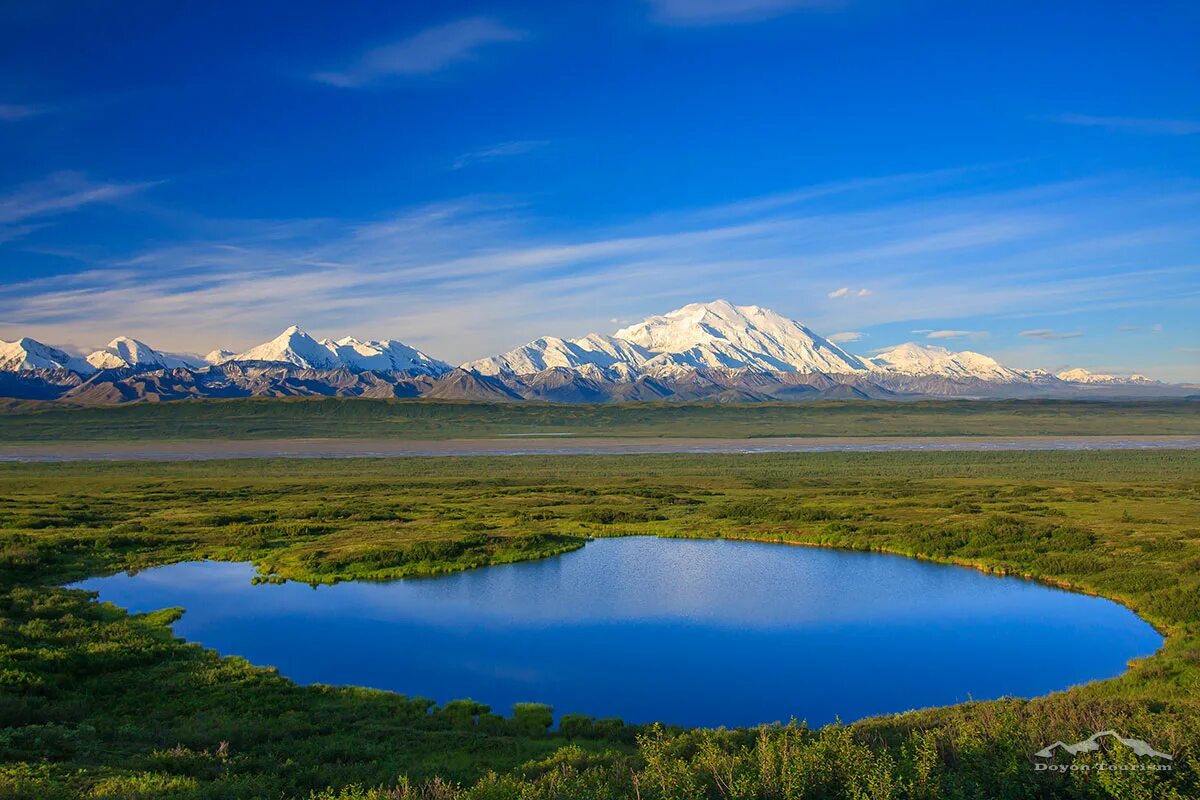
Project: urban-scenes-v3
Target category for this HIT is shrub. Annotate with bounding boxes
[511,703,553,735]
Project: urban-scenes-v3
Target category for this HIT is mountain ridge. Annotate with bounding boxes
[1,300,1184,404]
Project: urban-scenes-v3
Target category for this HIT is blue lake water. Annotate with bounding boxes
[71,537,1162,728]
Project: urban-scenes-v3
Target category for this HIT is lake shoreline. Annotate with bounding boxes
[71,537,1161,729]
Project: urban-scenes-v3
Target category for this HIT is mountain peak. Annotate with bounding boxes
[205,349,236,365]
[1,337,93,373]
[234,326,335,368]
[87,336,201,371]
[1056,367,1158,385]
[614,300,867,374]
[228,328,449,374]
[868,342,1022,381]
[469,300,868,377]
[0,302,1172,388]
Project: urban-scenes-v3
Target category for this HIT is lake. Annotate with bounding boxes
[71,536,1162,728]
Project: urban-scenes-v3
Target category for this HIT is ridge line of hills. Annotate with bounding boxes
[2,300,1191,404]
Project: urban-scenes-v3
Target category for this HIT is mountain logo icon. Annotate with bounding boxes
[1035,730,1172,761]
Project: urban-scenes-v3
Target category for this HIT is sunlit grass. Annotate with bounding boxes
[1,450,1198,797]
[1,397,1198,441]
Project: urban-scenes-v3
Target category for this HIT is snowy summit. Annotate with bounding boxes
[0,301,1173,390]
[230,325,450,375]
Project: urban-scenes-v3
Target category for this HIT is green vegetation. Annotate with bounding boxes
[2,450,1199,798]
[1,396,1198,441]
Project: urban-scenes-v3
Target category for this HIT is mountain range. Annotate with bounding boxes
[0,300,1187,404]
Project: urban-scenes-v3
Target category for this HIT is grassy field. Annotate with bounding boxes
[2,450,1199,798]
[1,397,1198,441]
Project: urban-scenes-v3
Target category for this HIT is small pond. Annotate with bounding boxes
[72,536,1162,728]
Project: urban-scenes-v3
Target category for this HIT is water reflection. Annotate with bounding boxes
[73,537,1162,727]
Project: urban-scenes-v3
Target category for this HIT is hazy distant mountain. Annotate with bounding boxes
[1055,367,1159,385]
[86,337,204,371]
[1,300,1190,404]
[230,326,450,375]
[321,336,451,375]
[867,342,1026,382]
[462,334,652,376]
[204,349,236,365]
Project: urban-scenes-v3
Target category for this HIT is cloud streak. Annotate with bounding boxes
[313,17,526,87]
[1019,328,1084,340]
[0,103,48,122]
[828,286,870,299]
[0,169,1196,367]
[0,172,157,242]
[648,0,838,26]
[452,140,547,170]
[1051,113,1200,135]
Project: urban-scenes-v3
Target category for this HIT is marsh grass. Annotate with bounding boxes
[1,450,1198,797]
[1,397,1198,441]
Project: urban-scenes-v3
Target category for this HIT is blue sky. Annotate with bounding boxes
[1,0,1197,379]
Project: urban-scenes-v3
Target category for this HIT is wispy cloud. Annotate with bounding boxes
[0,172,157,241]
[828,331,863,343]
[925,330,981,340]
[828,286,870,299]
[313,17,526,87]
[0,103,48,122]
[452,140,547,170]
[1,169,1196,368]
[1050,113,1200,136]
[1019,328,1084,340]
[648,0,838,26]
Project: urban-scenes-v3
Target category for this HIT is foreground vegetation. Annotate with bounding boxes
[1,450,1199,798]
[1,397,1198,441]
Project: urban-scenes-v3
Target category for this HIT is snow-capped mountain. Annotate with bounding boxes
[232,326,341,368]
[86,337,203,371]
[616,300,869,375]
[0,337,92,373]
[1,302,1183,404]
[462,334,652,376]
[468,300,868,377]
[1056,368,1158,385]
[204,349,236,365]
[867,342,1026,382]
[231,326,450,375]
[322,336,450,374]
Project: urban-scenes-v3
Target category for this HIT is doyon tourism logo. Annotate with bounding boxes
[1033,730,1173,773]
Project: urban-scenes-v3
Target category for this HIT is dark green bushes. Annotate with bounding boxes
[710,501,858,524]
[575,508,666,525]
